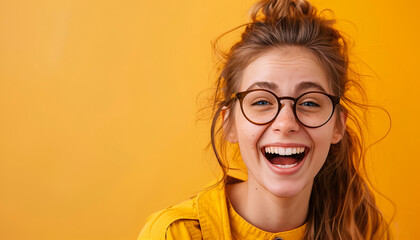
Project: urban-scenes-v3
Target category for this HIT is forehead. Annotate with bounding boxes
[239,46,331,94]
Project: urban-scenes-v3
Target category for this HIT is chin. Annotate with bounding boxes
[261,177,313,199]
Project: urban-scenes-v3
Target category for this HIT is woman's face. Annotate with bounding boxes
[228,46,345,198]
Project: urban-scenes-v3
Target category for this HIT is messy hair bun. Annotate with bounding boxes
[250,0,315,22]
[210,0,391,239]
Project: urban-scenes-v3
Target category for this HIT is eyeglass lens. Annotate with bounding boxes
[240,90,334,127]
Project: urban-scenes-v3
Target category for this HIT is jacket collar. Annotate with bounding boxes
[196,183,232,240]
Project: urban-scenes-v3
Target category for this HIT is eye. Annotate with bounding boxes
[300,101,320,107]
[252,100,272,106]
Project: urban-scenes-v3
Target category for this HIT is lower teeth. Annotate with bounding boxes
[274,162,298,168]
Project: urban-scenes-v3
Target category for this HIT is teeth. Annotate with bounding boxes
[264,146,305,156]
[274,162,298,168]
[279,147,285,155]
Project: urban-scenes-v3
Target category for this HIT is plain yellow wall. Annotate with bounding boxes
[0,0,418,239]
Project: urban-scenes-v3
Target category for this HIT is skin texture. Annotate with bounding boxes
[225,46,345,233]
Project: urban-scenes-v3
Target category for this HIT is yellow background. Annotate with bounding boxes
[0,0,418,239]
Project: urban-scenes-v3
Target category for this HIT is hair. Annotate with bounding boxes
[209,0,391,239]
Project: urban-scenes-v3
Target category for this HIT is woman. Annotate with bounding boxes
[139,0,391,239]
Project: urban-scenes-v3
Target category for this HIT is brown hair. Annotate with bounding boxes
[209,0,391,239]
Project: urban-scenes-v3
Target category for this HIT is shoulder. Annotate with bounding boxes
[137,184,230,240]
[137,197,200,240]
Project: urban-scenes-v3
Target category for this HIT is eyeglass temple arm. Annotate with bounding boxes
[332,96,340,106]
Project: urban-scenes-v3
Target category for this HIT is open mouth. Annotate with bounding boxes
[263,146,306,169]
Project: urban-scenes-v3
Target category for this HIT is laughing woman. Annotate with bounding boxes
[138,0,391,239]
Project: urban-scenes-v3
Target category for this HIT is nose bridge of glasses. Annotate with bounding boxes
[277,96,296,109]
[270,95,300,131]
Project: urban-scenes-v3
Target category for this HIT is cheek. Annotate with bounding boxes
[309,124,337,159]
[314,117,338,141]
[233,111,265,153]
[235,125,260,147]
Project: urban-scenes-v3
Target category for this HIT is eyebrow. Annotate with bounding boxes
[245,81,326,93]
[246,81,278,91]
[295,81,326,93]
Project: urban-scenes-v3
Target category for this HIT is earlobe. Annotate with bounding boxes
[227,130,238,143]
[222,107,238,143]
[331,111,347,144]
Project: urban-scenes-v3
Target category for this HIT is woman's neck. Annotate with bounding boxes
[226,179,312,233]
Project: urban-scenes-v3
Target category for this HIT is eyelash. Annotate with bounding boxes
[300,101,320,107]
[252,100,272,105]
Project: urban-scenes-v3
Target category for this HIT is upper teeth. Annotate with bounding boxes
[264,146,305,156]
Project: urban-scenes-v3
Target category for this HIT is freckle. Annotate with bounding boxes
[255,187,258,191]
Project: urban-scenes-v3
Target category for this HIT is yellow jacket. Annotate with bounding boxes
[138,184,306,240]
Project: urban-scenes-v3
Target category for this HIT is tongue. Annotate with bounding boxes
[270,156,298,165]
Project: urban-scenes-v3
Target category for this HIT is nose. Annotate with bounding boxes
[270,101,300,133]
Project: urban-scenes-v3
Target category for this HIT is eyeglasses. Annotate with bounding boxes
[232,89,340,128]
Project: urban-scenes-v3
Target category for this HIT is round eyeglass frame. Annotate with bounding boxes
[232,89,340,128]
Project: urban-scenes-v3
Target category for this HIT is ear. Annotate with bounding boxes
[222,106,238,143]
[331,111,347,144]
